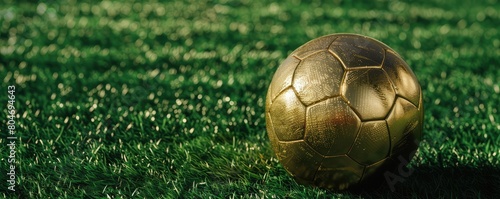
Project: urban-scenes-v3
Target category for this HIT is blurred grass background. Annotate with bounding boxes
[1,0,499,198]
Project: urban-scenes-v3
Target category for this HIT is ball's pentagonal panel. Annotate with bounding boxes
[269,88,306,141]
[343,69,396,120]
[348,121,390,165]
[305,97,361,156]
[292,35,338,59]
[329,35,385,68]
[277,141,323,182]
[386,97,421,155]
[269,56,301,102]
[293,51,344,105]
[314,155,364,190]
[383,50,421,107]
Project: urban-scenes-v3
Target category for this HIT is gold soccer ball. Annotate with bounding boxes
[265,34,423,191]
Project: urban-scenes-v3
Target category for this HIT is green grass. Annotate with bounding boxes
[1,0,499,198]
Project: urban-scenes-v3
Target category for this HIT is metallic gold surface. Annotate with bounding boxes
[343,68,396,120]
[265,34,423,191]
[269,88,306,141]
[293,51,344,105]
[305,97,360,156]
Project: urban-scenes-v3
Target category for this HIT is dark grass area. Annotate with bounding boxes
[1,0,499,198]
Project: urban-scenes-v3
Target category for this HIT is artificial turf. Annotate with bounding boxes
[1,0,499,198]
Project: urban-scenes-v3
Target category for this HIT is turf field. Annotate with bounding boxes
[1,0,499,198]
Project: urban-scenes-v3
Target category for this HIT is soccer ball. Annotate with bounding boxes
[265,34,423,191]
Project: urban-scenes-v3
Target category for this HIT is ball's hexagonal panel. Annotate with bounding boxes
[383,50,421,107]
[277,140,323,182]
[291,35,338,59]
[265,112,280,155]
[269,88,306,141]
[360,158,386,183]
[348,121,390,165]
[329,35,385,68]
[386,97,422,155]
[305,97,361,156]
[314,155,364,190]
[268,56,301,102]
[293,51,344,105]
[415,94,424,142]
[265,83,273,110]
[343,69,396,120]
